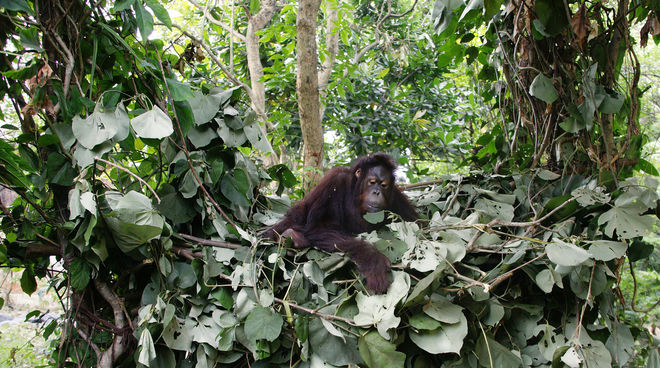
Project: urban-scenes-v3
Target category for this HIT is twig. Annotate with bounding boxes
[95,157,161,203]
[177,233,242,249]
[628,257,660,313]
[274,297,357,326]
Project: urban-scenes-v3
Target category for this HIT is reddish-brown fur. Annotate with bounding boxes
[264,153,418,293]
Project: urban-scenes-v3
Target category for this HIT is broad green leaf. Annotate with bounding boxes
[636,158,660,176]
[72,104,122,148]
[529,74,558,104]
[156,192,196,224]
[409,313,467,354]
[483,300,504,326]
[359,331,405,368]
[131,106,174,139]
[189,89,225,125]
[165,78,194,101]
[546,240,591,266]
[475,334,523,367]
[217,121,247,147]
[193,315,223,348]
[559,116,585,133]
[69,258,91,290]
[484,0,503,19]
[244,122,274,153]
[409,313,442,331]
[424,294,463,324]
[405,265,445,307]
[459,0,483,21]
[475,197,515,222]
[363,211,385,224]
[598,89,624,114]
[68,188,84,220]
[162,317,195,351]
[46,153,75,186]
[244,306,283,342]
[133,1,153,41]
[586,240,627,261]
[572,186,610,206]
[597,205,657,239]
[220,169,251,207]
[180,168,201,198]
[605,322,634,366]
[105,191,164,252]
[535,269,554,293]
[145,0,171,28]
[52,123,75,151]
[309,318,362,366]
[20,268,37,295]
[295,314,309,343]
[0,0,33,14]
[354,271,410,339]
[137,329,156,366]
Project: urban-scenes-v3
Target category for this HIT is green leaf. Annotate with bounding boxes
[131,106,174,139]
[628,239,653,262]
[546,240,591,266]
[105,191,164,253]
[19,27,42,51]
[20,268,37,295]
[409,313,467,354]
[69,258,91,290]
[133,1,154,41]
[598,89,624,114]
[145,0,172,28]
[309,318,362,366]
[364,211,385,224]
[0,0,33,14]
[586,240,627,261]
[475,334,523,367]
[46,153,75,186]
[529,74,558,104]
[535,269,555,293]
[475,197,514,222]
[217,121,247,147]
[405,265,445,307]
[424,294,463,324]
[605,322,634,366]
[188,88,231,125]
[72,105,121,148]
[459,0,483,21]
[483,0,503,19]
[220,169,251,207]
[244,122,274,154]
[244,306,283,342]
[138,329,157,366]
[295,314,309,343]
[409,313,442,331]
[359,331,406,368]
[165,78,194,102]
[597,204,658,240]
[156,192,196,224]
[635,158,659,176]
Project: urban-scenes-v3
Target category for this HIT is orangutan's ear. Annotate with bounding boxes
[355,168,361,179]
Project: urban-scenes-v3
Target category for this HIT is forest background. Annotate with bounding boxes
[0,0,660,367]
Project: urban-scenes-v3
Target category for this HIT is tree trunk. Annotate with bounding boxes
[297,0,324,185]
[246,0,280,166]
[318,4,339,120]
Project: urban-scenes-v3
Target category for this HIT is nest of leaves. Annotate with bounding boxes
[135,171,659,368]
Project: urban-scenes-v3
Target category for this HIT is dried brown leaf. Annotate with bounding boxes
[570,5,589,51]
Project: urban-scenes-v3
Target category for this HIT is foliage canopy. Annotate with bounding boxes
[0,0,659,367]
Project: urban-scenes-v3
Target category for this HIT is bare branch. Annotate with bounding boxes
[187,0,247,42]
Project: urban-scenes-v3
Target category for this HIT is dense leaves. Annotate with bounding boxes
[0,0,659,367]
